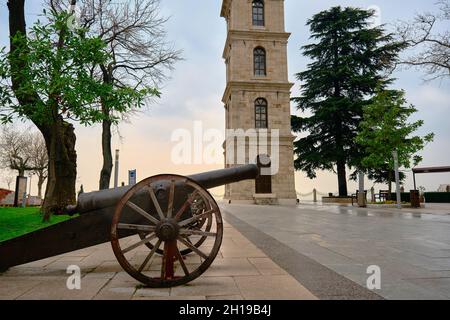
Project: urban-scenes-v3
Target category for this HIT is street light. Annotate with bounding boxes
[28,173,33,197]
[114,149,120,188]
[393,150,402,209]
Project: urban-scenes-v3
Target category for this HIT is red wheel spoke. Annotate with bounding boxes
[161,240,177,280]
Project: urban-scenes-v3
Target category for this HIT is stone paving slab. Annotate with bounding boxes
[0,219,316,300]
[233,275,316,300]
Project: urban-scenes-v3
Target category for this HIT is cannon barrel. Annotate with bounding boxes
[189,163,259,189]
[69,164,259,214]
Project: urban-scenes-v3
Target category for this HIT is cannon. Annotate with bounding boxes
[0,164,259,287]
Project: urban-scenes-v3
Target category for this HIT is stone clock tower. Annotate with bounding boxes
[221,0,297,205]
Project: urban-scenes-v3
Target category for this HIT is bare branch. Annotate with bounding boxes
[395,0,450,81]
[47,0,182,92]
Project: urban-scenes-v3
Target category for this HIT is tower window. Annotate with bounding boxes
[253,47,266,76]
[255,98,268,129]
[252,0,265,26]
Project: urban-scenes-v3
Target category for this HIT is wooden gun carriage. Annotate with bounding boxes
[0,164,259,287]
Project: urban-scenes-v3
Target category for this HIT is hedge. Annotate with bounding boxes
[424,192,450,203]
[389,192,411,202]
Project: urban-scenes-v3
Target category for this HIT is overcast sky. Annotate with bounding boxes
[0,0,449,198]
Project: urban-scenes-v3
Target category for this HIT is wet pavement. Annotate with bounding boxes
[221,203,450,299]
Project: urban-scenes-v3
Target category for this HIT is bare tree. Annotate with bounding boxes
[0,127,48,198]
[2,173,14,190]
[30,133,48,199]
[49,0,182,189]
[396,0,450,80]
[0,126,34,177]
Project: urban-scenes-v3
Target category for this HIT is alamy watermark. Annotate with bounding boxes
[66,3,81,31]
[366,265,381,290]
[171,121,280,175]
[66,2,96,31]
[66,265,81,290]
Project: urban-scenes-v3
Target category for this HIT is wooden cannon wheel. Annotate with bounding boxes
[137,191,213,255]
[110,174,223,288]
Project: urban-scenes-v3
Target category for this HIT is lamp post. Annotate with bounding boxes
[27,173,33,207]
[393,150,402,209]
[114,149,120,188]
[358,172,366,207]
[28,173,32,197]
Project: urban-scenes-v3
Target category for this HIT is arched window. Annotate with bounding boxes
[255,98,268,129]
[252,0,265,26]
[254,47,266,76]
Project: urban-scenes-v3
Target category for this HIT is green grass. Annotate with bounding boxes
[0,207,73,243]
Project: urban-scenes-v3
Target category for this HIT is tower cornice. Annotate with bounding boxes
[222,81,294,103]
[223,30,291,59]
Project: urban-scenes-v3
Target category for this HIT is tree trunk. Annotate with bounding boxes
[337,159,348,196]
[98,64,114,190]
[99,117,113,190]
[42,119,77,221]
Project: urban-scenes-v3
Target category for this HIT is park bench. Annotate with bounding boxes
[374,190,389,202]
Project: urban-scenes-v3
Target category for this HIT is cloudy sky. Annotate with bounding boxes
[0,0,449,198]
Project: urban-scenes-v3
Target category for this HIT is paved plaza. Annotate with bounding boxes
[222,203,450,300]
[2,202,450,300]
